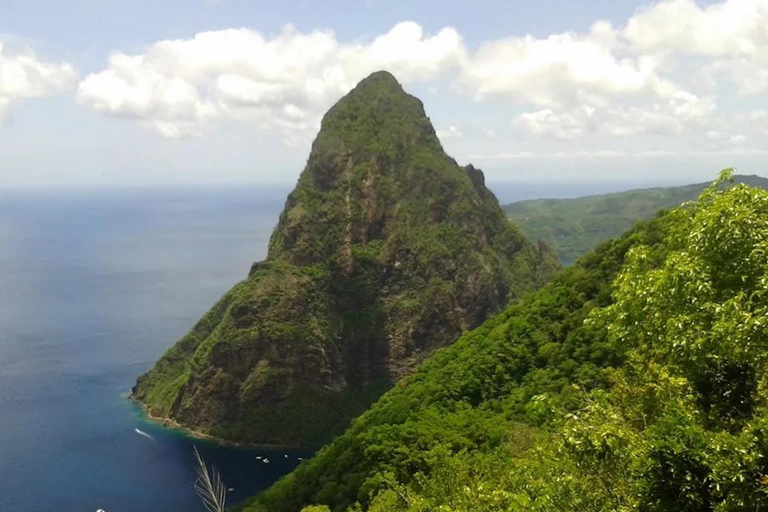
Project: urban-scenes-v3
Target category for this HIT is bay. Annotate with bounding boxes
[0,186,304,512]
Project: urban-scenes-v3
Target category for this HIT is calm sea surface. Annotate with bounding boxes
[0,181,650,512]
[0,186,309,512]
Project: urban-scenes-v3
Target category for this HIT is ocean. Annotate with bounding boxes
[0,180,652,512]
[0,186,305,512]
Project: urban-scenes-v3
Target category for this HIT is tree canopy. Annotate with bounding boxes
[352,170,768,512]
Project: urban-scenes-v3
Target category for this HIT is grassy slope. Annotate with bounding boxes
[503,174,768,264]
[243,209,674,512]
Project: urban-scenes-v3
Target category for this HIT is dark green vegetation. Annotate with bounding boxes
[244,175,671,511]
[133,71,557,448]
[504,174,768,264]
[246,172,768,512]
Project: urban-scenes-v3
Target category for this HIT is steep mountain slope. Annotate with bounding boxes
[132,71,558,448]
[504,174,768,264]
[250,173,767,512]
[349,173,768,512]
[244,196,675,512]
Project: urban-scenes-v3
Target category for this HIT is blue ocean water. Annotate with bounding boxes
[0,186,307,512]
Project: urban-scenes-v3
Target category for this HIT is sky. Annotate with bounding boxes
[2,0,768,188]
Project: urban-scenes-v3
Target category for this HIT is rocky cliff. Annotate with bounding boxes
[132,71,559,448]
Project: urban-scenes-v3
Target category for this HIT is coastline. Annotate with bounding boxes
[129,394,303,451]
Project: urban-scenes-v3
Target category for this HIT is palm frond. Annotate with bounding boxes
[193,446,227,512]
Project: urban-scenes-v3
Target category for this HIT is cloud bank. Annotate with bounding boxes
[74,0,768,154]
[77,22,465,142]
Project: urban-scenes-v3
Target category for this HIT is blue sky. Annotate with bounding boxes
[2,0,768,188]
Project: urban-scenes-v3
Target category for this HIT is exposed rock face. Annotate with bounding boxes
[132,71,559,448]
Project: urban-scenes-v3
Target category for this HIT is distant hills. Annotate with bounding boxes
[503,174,768,264]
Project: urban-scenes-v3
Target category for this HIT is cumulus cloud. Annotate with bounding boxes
[514,91,716,139]
[618,0,768,97]
[78,17,691,142]
[463,25,677,108]
[514,108,591,140]
[627,0,768,103]
[436,125,463,139]
[77,22,465,140]
[0,41,76,120]
[470,147,768,161]
[76,0,768,153]
[623,0,768,57]
[486,0,768,143]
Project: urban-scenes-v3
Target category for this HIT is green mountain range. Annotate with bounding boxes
[132,71,557,449]
[504,174,768,264]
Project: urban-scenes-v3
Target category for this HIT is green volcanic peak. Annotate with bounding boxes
[132,71,558,448]
[307,70,444,166]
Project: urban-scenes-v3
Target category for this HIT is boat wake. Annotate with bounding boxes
[134,428,155,441]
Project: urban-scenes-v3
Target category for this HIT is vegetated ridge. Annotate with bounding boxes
[247,171,768,512]
[132,71,558,449]
[504,174,768,264]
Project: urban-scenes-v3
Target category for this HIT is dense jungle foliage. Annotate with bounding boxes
[244,171,768,512]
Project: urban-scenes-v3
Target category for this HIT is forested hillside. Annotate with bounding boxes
[243,171,768,512]
[245,180,673,511]
[504,174,768,264]
[132,71,557,449]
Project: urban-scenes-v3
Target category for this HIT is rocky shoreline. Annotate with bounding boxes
[129,395,302,451]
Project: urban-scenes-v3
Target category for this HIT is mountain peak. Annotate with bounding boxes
[132,71,559,450]
[312,71,442,164]
[356,70,402,89]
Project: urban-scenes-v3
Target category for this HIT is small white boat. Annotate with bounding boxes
[284,454,288,458]
[263,458,270,464]
[255,456,262,460]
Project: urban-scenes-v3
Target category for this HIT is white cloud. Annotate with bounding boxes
[471,149,678,160]
[462,24,677,108]
[436,125,463,139]
[461,0,768,146]
[74,0,768,160]
[704,57,768,95]
[731,134,747,144]
[0,41,76,120]
[514,92,716,139]
[77,22,465,141]
[622,0,768,95]
[623,0,768,57]
[514,108,588,140]
[471,147,768,160]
